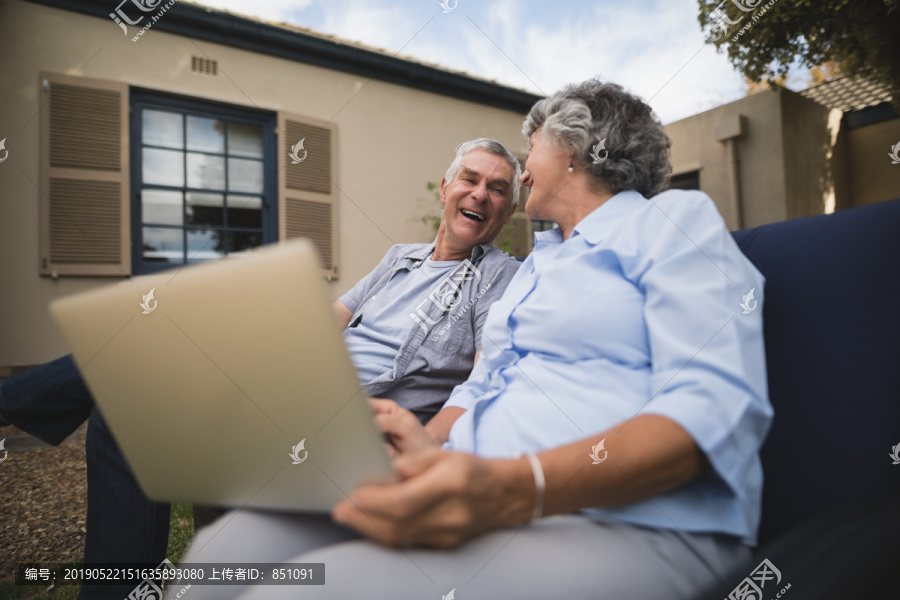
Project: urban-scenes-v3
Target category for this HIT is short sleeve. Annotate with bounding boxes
[627,191,772,500]
[338,245,403,313]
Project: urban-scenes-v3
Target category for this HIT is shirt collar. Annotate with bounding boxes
[402,240,492,264]
[571,190,647,245]
[534,227,564,245]
[532,190,647,248]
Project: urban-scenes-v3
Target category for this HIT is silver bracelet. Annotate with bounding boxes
[523,453,545,521]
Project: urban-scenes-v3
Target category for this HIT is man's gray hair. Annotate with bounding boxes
[444,138,522,206]
[522,79,672,198]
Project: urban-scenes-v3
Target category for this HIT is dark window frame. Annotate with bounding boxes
[129,89,278,274]
[530,218,558,233]
[669,170,701,191]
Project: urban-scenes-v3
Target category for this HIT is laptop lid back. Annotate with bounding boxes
[49,240,394,511]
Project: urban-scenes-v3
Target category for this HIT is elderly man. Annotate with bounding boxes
[0,138,522,599]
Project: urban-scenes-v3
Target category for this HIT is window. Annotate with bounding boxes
[130,92,277,274]
[40,73,336,278]
[669,170,701,191]
[531,219,558,233]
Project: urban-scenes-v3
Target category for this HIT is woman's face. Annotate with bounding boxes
[521,129,571,221]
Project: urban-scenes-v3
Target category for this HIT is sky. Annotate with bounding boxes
[191,0,808,125]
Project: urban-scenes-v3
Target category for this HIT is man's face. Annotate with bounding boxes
[439,149,516,248]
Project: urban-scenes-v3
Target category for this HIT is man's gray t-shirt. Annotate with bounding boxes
[339,242,520,423]
[344,256,461,384]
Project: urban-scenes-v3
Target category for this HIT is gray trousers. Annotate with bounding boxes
[169,511,751,600]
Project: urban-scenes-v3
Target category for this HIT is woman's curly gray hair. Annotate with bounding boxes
[522,79,672,198]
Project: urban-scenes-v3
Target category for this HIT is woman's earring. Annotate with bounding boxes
[568,162,574,173]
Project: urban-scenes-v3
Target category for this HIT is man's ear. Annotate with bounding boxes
[439,177,448,206]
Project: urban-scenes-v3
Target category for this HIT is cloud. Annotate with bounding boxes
[424,0,745,123]
[319,1,420,54]
[193,0,749,123]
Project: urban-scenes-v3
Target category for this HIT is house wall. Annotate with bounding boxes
[779,91,844,219]
[0,0,531,368]
[845,119,900,207]
[666,90,790,230]
[665,88,893,230]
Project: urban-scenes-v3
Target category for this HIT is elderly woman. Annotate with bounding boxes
[174,80,770,600]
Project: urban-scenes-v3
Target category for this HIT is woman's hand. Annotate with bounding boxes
[332,448,534,549]
[368,398,437,457]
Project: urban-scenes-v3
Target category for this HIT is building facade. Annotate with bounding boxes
[665,78,900,231]
[0,0,540,370]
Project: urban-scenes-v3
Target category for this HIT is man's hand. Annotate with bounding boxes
[332,448,533,549]
[368,398,437,457]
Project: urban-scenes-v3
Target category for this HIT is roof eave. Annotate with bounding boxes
[24,0,543,113]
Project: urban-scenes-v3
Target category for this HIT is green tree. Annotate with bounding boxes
[698,0,899,107]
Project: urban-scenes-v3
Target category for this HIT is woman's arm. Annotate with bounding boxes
[538,414,708,516]
[332,300,353,330]
[332,413,708,548]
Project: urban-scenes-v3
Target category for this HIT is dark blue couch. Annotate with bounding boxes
[695,198,900,598]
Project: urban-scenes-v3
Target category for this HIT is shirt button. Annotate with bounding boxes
[414,261,422,267]
[370,295,376,301]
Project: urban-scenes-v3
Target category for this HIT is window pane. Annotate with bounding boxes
[142,189,182,226]
[143,148,184,187]
[186,192,224,227]
[187,152,225,189]
[228,122,263,158]
[142,109,183,149]
[530,219,558,232]
[187,229,224,263]
[227,158,263,193]
[187,116,225,153]
[229,231,263,254]
[143,227,183,264]
[227,195,262,229]
[669,171,700,191]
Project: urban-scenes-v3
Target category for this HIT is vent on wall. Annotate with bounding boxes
[191,56,218,75]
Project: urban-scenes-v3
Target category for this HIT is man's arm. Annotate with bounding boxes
[332,300,353,330]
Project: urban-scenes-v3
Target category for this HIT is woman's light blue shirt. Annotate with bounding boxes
[444,189,772,546]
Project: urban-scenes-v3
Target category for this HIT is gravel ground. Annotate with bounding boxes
[0,423,88,583]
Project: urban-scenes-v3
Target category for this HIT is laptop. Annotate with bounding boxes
[49,239,395,512]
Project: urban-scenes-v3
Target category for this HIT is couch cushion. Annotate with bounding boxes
[731,199,900,546]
